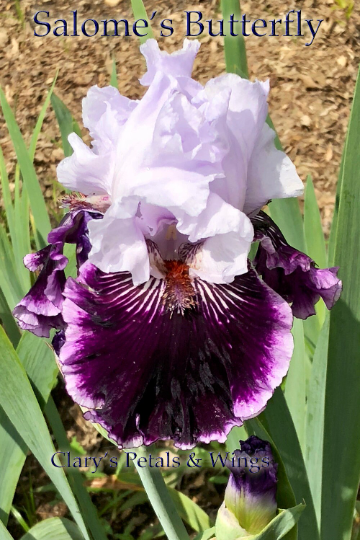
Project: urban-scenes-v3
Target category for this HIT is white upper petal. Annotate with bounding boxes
[56,40,304,287]
[57,133,115,195]
[82,85,138,150]
[244,123,304,215]
[194,74,269,212]
[87,200,150,286]
[139,38,200,86]
[189,231,253,284]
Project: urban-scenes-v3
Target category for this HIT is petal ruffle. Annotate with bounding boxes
[140,38,200,86]
[59,261,293,449]
[252,211,342,319]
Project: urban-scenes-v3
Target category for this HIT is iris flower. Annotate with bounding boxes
[14,40,341,449]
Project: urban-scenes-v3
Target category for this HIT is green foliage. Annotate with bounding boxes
[51,94,82,158]
[320,64,360,540]
[332,0,354,20]
[0,88,51,248]
[20,517,84,540]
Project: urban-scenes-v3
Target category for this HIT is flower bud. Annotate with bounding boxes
[216,436,278,539]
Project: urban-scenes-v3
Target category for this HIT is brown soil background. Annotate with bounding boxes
[0,0,360,236]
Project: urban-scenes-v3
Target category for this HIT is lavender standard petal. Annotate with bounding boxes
[252,211,342,319]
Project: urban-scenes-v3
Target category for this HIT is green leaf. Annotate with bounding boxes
[63,243,77,279]
[168,487,212,533]
[51,94,81,158]
[251,504,305,540]
[0,332,58,525]
[267,197,305,254]
[21,517,84,540]
[0,287,21,347]
[0,327,90,540]
[0,519,14,540]
[0,222,24,308]
[304,175,327,269]
[133,447,190,540]
[305,316,329,527]
[193,528,215,540]
[303,175,327,343]
[328,149,344,266]
[260,389,319,540]
[226,425,248,453]
[221,0,248,78]
[14,169,31,291]
[110,57,118,89]
[28,75,57,162]
[0,145,15,245]
[0,88,51,248]
[245,418,296,514]
[284,318,306,450]
[45,397,108,540]
[130,0,154,42]
[320,65,360,540]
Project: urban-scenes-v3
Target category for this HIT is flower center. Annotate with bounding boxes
[163,260,197,315]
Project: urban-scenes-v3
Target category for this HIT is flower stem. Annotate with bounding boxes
[134,446,190,540]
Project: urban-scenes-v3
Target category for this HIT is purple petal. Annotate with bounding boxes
[13,244,67,338]
[48,207,102,267]
[252,211,342,319]
[13,208,103,337]
[58,261,293,449]
[23,246,52,272]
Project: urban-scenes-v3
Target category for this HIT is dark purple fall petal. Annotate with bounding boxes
[13,208,102,337]
[58,262,293,449]
[13,244,67,337]
[48,207,102,267]
[252,211,342,319]
[224,435,278,534]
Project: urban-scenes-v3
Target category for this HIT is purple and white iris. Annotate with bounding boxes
[14,40,341,449]
[216,436,278,538]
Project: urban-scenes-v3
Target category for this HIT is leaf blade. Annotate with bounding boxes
[0,327,90,540]
[21,517,84,540]
[321,65,360,540]
[0,88,51,248]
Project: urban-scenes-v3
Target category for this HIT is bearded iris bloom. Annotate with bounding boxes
[216,436,278,538]
[14,40,341,449]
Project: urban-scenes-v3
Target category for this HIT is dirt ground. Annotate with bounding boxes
[0,0,359,235]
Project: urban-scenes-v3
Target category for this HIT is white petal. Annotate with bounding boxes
[244,123,304,215]
[140,38,200,86]
[196,74,269,212]
[57,134,114,195]
[87,201,149,286]
[177,193,251,242]
[189,231,253,284]
[82,85,137,148]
